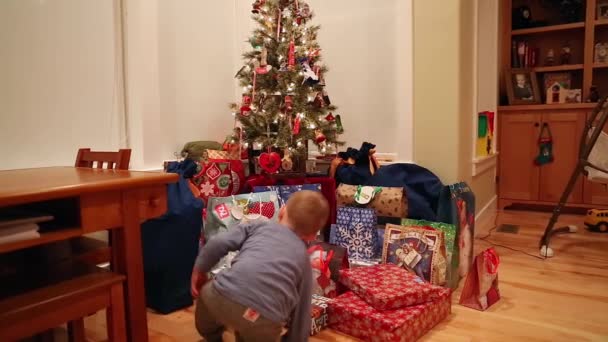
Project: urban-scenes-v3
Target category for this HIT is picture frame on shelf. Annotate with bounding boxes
[595,43,608,64]
[506,69,541,105]
[598,0,608,19]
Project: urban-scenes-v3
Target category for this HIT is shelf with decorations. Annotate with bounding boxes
[500,0,603,108]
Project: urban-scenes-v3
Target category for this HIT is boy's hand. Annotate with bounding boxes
[191,267,208,298]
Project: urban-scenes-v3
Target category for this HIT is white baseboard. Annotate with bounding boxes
[476,195,497,221]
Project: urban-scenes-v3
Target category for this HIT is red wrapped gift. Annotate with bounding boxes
[328,289,451,342]
[310,295,331,335]
[339,264,447,311]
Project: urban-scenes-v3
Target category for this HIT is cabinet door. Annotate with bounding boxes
[538,112,585,203]
[499,113,541,201]
[584,112,608,205]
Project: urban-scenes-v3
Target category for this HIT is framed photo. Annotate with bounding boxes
[506,69,541,105]
[596,42,608,64]
[598,0,608,19]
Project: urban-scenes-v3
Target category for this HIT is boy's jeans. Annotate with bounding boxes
[195,281,284,342]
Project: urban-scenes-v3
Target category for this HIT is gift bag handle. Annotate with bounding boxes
[483,248,500,274]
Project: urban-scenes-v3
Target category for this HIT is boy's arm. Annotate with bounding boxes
[284,261,312,342]
[194,220,261,273]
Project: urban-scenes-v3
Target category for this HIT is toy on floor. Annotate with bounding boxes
[584,209,608,232]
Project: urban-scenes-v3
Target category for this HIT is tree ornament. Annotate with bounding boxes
[335,114,344,134]
[315,129,326,143]
[240,95,252,117]
[322,90,331,105]
[313,92,326,108]
[325,112,335,122]
[296,3,311,24]
[293,115,301,135]
[534,123,554,165]
[308,48,321,59]
[276,8,283,39]
[259,152,281,173]
[252,0,266,14]
[281,149,293,171]
[288,39,296,70]
[255,47,272,74]
[284,95,293,113]
[301,61,319,86]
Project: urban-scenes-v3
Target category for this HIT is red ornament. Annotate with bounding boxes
[288,40,296,70]
[325,112,335,121]
[259,152,281,173]
[293,115,301,134]
[315,129,326,143]
[284,95,293,113]
[252,0,265,14]
[240,95,252,116]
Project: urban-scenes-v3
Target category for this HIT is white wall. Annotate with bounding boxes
[0,0,121,170]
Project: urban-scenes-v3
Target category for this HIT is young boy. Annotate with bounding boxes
[191,191,329,342]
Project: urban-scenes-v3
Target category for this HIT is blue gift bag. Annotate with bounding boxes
[330,224,385,259]
[253,184,322,207]
[332,207,378,260]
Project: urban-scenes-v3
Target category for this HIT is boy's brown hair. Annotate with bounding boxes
[285,190,329,237]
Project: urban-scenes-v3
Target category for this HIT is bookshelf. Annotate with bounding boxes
[501,0,608,107]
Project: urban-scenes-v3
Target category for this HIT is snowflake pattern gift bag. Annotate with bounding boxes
[333,207,378,261]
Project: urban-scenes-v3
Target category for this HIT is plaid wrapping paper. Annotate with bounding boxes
[339,264,446,311]
[328,289,451,342]
[311,295,331,335]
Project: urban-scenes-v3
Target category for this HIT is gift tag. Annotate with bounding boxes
[354,186,381,205]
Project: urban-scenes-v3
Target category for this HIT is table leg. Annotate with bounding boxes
[112,190,148,342]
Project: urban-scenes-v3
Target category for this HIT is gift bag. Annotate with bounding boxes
[459,247,500,311]
[204,191,280,240]
[208,150,246,195]
[193,161,234,202]
[253,184,322,207]
[402,219,459,289]
[382,224,447,285]
[333,207,378,261]
[437,182,475,278]
[330,224,385,259]
[336,184,407,218]
[307,242,349,298]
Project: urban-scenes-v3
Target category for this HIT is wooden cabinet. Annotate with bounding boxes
[584,113,608,205]
[498,109,596,209]
[538,112,585,203]
[499,113,540,201]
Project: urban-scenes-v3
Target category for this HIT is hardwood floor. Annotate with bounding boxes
[56,210,608,341]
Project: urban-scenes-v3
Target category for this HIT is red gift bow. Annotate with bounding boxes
[308,245,334,286]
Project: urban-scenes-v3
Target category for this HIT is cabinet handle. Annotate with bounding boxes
[534,122,540,127]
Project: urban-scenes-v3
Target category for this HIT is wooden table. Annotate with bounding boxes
[0,167,178,341]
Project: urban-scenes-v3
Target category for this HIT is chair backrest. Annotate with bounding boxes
[75,148,131,170]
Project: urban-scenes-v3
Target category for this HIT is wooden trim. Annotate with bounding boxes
[498,103,597,111]
[594,63,608,69]
[583,0,597,100]
[476,195,497,221]
[511,22,585,36]
[532,64,584,73]
[473,153,499,176]
[498,198,608,210]
[597,19,608,27]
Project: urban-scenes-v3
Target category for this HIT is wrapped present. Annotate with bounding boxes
[204,191,280,239]
[311,295,331,335]
[333,207,378,261]
[459,247,500,311]
[348,258,381,268]
[339,264,447,311]
[207,150,246,194]
[253,183,321,207]
[382,224,447,286]
[402,219,458,289]
[329,289,451,342]
[307,242,349,298]
[437,182,475,278]
[336,184,407,218]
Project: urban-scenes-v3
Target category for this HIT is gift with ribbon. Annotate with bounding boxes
[336,184,408,218]
[204,191,280,240]
[307,241,349,298]
[459,247,500,311]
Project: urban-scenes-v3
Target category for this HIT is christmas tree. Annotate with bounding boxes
[228,0,344,171]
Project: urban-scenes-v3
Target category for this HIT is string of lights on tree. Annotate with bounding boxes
[227,0,345,161]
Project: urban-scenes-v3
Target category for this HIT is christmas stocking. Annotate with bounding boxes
[534,123,554,166]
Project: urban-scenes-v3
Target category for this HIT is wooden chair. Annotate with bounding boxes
[75,148,131,170]
[0,261,126,342]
